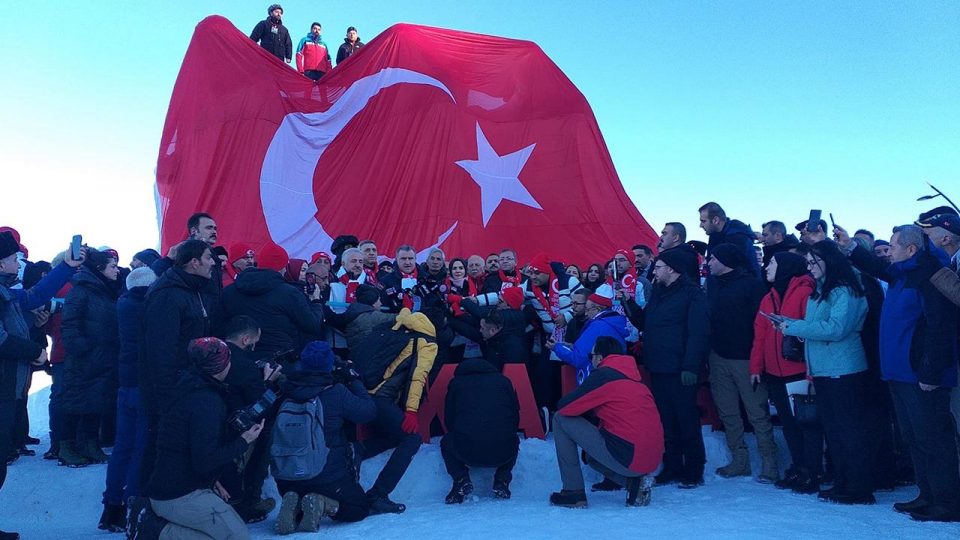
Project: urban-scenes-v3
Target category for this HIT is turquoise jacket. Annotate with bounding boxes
[783,283,868,378]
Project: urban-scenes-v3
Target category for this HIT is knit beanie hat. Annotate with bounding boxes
[229,242,255,264]
[500,286,524,310]
[0,231,20,260]
[133,249,161,268]
[258,242,289,272]
[528,253,552,275]
[710,243,745,271]
[657,248,690,275]
[188,337,231,376]
[126,267,157,290]
[355,283,381,306]
[300,340,335,372]
[588,283,614,308]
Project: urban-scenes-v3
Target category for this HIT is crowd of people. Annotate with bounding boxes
[2,196,959,539]
[250,4,364,80]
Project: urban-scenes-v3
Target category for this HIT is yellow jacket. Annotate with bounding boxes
[369,308,437,412]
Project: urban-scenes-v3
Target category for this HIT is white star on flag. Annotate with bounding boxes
[456,123,541,227]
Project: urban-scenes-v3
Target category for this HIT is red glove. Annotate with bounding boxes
[401,411,419,434]
[446,294,463,316]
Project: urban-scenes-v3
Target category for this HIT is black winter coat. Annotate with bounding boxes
[141,267,213,414]
[629,276,709,374]
[708,219,761,277]
[281,370,376,483]
[222,269,323,358]
[250,17,293,61]
[223,343,266,413]
[117,286,148,388]
[336,38,363,64]
[61,267,121,415]
[145,371,249,501]
[707,269,766,359]
[459,300,531,370]
[444,358,519,466]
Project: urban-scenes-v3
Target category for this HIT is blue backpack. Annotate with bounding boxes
[270,397,328,481]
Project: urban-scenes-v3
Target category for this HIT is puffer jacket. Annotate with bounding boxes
[557,354,664,474]
[280,370,376,483]
[783,284,868,378]
[554,309,629,383]
[368,309,437,412]
[61,267,121,415]
[222,268,323,358]
[749,275,815,377]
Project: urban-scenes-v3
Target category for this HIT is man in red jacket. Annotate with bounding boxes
[549,337,664,508]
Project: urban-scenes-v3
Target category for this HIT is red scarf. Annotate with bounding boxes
[499,269,522,290]
[466,275,484,297]
[531,274,561,319]
[607,268,638,296]
[338,272,362,303]
[399,266,418,310]
[363,263,379,286]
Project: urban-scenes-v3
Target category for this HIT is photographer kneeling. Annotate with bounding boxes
[273,341,376,534]
[140,338,264,539]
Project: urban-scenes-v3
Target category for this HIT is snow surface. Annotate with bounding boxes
[2,376,959,539]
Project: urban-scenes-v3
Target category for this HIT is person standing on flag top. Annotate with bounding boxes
[337,26,363,64]
[296,22,332,80]
[250,4,292,64]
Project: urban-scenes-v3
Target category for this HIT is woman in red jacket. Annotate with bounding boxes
[749,251,819,491]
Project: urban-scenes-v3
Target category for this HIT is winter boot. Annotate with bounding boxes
[57,440,90,468]
[366,491,406,514]
[42,443,59,461]
[80,438,109,464]
[791,468,820,495]
[591,477,624,492]
[99,503,127,532]
[24,435,40,446]
[130,504,167,540]
[16,445,35,457]
[758,456,779,484]
[297,493,339,532]
[275,492,301,536]
[626,475,655,507]
[775,467,800,490]
[0,530,19,540]
[716,449,751,478]
[493,478,512,500]
[549,489,588,508]
[893,496,930,515]
[445,476,474,504]
[678,476,704,489]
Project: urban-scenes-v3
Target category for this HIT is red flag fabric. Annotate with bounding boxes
[156,16,656,266]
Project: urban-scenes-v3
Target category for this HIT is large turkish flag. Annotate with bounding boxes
[156,16,656,266]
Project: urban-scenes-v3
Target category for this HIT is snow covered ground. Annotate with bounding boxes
[2,376,959,539]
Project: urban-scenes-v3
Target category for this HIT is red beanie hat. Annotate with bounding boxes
[310,251,332,265]
[258,242,289,272]
[500,286,525,310]
[588,283,614,309]
[615,249,636,264]
[229,242,254,263]
[528,253,552,275]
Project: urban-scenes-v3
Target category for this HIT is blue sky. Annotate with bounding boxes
[2,1,957,263]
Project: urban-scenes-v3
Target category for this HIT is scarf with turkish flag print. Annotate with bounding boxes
[498,269,522,290]
[338,271,366,303]
[607,249,638,296]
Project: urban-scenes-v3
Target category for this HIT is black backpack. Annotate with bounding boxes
[352,321,433,390]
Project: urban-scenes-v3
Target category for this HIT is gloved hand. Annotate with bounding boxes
[401,411,419,434]
[680,371,698,386]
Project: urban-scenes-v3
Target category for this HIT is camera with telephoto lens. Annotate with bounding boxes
[228,388,279,432]
[332,357,360,385]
